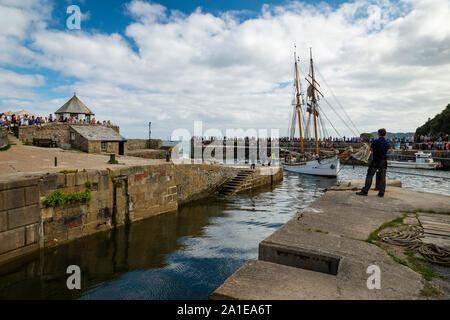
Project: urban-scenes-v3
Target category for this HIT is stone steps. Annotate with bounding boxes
[218,170,254,196]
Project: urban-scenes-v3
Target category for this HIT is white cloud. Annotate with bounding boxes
[0,68,45,103]
[0,0,449,139]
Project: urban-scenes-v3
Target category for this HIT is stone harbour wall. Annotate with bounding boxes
[0,177,40,264]
[19,122,71,145]
[0,127,8,149]
[127,149,167,159]
[18,123,120,146]
[127,139,163,151]
[0,163,254,263]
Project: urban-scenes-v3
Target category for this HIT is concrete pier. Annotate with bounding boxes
[210,181,450,300]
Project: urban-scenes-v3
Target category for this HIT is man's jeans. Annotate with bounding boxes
[362,160,387,194]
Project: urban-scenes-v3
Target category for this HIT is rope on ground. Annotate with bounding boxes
[378,226,450,266]
[418,244,450,266]
[379,226,424,250]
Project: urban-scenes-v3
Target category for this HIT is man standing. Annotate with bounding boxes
[357,128,390,197]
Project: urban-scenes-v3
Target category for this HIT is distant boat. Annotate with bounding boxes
[388,152,440,170]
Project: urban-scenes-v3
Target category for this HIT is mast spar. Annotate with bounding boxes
[309,48,320,157]
[294,47,304,153]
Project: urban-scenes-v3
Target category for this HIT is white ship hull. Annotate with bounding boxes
[387,160,440,170]
[282,157,339,177]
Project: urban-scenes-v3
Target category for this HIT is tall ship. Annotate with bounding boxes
[281,48,367,177]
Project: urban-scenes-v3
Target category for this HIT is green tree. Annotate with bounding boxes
[416,104,450,137]
[360,133,374,140]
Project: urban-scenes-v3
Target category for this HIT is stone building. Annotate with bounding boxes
[55,94,95,122]
[69,125,127,155]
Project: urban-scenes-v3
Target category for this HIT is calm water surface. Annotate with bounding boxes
[0,166,448,299]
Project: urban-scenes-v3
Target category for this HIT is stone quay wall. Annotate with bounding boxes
[0,177,40,264]
[127,139,162,151]
[0,127,7,148]
[127,149,167,159]
[0,163,244,263]
[18,123,120,146]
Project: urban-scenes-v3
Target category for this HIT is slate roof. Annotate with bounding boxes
[55,95,94,115]
[70,125,126,142]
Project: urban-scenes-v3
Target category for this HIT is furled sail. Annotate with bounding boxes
[307,85,313,98]
[351,143,371,163]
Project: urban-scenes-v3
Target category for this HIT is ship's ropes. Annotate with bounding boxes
[379,226,424,249]
[418,244,450,266]
[299,64,359,138]
[379,226,450,266]
[315,66,360,137]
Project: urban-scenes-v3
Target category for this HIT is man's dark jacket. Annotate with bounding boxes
[371,137,390,165]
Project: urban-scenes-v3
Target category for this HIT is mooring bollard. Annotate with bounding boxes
[54,157,57,167]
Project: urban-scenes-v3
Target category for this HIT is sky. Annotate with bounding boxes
[0,0,449,139]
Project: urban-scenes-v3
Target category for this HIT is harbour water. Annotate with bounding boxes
[0,166,448,299]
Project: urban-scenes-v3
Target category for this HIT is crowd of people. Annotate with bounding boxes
[0,112,114,134]
[191,134,449,151]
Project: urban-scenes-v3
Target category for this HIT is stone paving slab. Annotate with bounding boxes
[210,259,423,300]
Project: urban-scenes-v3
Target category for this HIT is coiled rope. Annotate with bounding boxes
[379,226,450,266]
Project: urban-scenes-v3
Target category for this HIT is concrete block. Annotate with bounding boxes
[25,186,39,206]
[259,241,341,275]
[7,205,40,229]
[0,227,25,255]
[1,188,25,211]
[25,223,39,245]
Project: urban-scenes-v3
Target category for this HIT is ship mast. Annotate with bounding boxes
[294,48,304,153]
[309,48,320,157]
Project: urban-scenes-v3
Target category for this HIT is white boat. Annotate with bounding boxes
[388,152,440,170]
[283,156,339,177]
